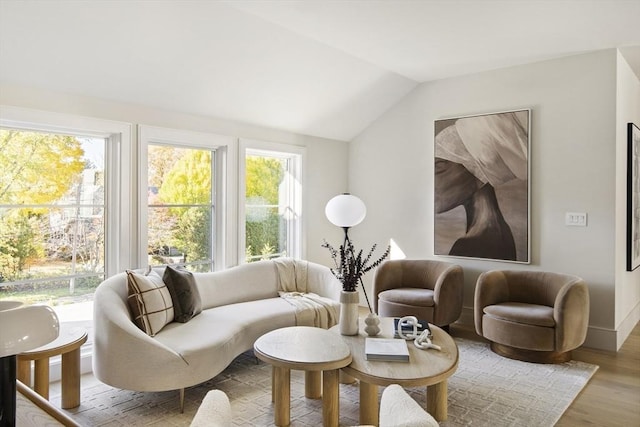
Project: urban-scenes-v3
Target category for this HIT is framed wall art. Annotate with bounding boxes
[627,122,640,271]
[434,109,530,263]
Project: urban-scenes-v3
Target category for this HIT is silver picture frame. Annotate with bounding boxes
[434,109,531,263]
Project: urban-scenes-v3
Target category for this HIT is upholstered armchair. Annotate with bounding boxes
[474,270,590,363]
[373,260,464,329]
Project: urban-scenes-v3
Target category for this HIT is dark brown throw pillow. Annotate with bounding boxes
[163,265,202,323]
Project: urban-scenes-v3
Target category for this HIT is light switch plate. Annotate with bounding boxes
[565,212,587,227]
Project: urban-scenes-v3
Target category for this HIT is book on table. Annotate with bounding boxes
[365,338,410,362]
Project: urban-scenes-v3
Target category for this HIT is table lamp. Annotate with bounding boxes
[0,301,59,426]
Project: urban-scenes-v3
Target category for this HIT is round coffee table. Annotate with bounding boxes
[17,324,88,409]
[330,317,458,424]
[254,326,352,427]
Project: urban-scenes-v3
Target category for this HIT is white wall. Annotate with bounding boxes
[349,49,633,350]
[0,83,349,267]
[615,52,640,346]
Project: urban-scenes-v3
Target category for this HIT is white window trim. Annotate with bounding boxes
[0,105,133,276]
[138,125,237,270]
[239,138,306,264]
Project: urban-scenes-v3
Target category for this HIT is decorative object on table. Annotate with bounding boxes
[395,316,429,340]
[364,312,381,336]
[396,316,441,351]
[323,193,390,335]
[0,301,59,426]
[339,289,360,335]
[434,109,530,263]
[627,122,640,271]
[364,337,410,362]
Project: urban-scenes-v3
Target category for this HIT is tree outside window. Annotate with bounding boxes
[245,152,299,263]
[147,145,214,271]
[0,129,105,304]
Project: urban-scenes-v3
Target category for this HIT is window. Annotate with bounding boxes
[0,107,132,307]
[0,130,105,300]
[147,145,214,271]
[240,140,304,263]
[139,126,234,271]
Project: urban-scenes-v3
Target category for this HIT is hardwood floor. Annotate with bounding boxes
[449,321,640,427]
[556,322,640,427]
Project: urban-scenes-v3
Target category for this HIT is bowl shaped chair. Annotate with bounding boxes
[474,270,589,363]
[373,260,464,329]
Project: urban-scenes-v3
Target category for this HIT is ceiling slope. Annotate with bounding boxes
[0,1,416,141]
[1,1,639,141]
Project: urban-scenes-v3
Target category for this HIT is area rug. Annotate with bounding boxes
[58,337,598,426]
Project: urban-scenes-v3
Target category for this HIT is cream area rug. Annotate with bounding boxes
[59,337,598,426]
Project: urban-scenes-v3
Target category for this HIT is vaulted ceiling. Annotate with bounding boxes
[1,1,639,141]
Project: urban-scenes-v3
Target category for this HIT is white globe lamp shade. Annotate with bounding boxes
[325,194,367,228]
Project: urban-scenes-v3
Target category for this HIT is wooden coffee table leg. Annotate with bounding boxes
[273,366,291,426]
[17,359,31,387]
[33,358,50,400]
[305,371,322,399]
[271,367,275,403]
[61,347,82,408]
[339,371,356,384]
[360,381,379,426]
[322,369,339,427]
[426,381,448,421]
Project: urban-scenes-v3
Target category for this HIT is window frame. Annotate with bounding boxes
[138,125,236,270]
[239,138,305,263]
[0,105,133,277]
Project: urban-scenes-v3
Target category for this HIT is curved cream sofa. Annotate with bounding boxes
[92,259,341,395]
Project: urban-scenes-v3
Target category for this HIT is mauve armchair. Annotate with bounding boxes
[373,260,464,329]
[474,270,590,363]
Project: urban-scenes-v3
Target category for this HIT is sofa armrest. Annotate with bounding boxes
[474,270,509,336]
[306,261,342,302]
[92,275,188,391]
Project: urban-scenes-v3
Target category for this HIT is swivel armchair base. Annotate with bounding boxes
[490,342,572,364]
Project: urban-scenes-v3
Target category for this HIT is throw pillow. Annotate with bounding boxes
[126,269,174,336]
[163,265,202,323]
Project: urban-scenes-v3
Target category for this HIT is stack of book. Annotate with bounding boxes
[364,338,410,362]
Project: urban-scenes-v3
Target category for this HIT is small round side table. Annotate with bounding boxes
[254,326,352,427]
[17,324,88,409]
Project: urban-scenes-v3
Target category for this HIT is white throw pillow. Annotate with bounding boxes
[126,269,174,336]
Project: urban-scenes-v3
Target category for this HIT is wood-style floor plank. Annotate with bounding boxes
[556,322,640,426]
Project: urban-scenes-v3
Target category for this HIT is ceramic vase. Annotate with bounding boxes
[339,290,359,335]
[364,312,381,336]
